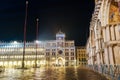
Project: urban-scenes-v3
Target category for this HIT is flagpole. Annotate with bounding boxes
[35,18,39,68]
[22,1,28,69]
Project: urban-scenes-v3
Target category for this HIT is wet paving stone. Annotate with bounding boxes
[0,67,109,80]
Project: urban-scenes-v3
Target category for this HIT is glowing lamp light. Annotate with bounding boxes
[13,41,18,44]
[52,57,55,60]
[35,40,41,44]
[35,40,39,43]
[39,48,43,51]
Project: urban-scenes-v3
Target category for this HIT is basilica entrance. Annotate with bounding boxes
[57,57,64,66]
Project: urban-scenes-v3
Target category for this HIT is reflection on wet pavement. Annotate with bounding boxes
[0,67,108,80]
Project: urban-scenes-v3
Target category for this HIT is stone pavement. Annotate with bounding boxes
[0,67,109,80]
[76,67,109,80]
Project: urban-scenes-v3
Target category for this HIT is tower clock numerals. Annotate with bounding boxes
[58,50,63,54]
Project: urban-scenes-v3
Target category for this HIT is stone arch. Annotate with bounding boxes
[99,0,110,26]
[113,45,118,64]
[97,19,102,35]
[99,0,106,26]
[104,0,110,26]
[94,19,101,37]
[91,28,95,46]
[57,57,64,66]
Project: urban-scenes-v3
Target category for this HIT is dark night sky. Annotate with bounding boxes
[0,0,94,46]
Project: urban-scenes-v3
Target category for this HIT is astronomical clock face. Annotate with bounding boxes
[58,50,63,54]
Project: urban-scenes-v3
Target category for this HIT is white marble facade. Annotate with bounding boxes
[86,0,120,65]
[0,31,76,68]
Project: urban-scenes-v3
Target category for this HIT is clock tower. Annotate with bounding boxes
[56,30,65,66]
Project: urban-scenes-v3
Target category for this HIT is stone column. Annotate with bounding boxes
[103,1,106,26]
[106,25,110,41]
[104,1,107,25]
[91,50,94,65]
[106,1,110,24]
[96,40,99,52]
[113,46,119,64]
[104,48,109,65]
[91,56,93,65]
[103,0,109,25]
[109,46,114,65]
[110,25,115,41]
[115,24,120,40]
[103,27,106,42]
[97,53,100,65]
[100,52,104,64]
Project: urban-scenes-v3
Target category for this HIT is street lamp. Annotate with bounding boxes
[22,1,28,69]
[13,41,18,44]
[35,40,39,44]
[35,18,39,68]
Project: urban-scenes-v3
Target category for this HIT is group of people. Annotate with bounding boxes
[0,66,5,72]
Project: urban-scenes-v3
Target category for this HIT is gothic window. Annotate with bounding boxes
[65,52,69,56]
[65,49,69,51]
[71,49,74,51]
[71,43,74,47]
[52,49,56,51]
[46,49,50,51]
[52,52,55,56]
[79,58,81,61]
[52,43,56,47]
[71,57,74,60]
[46,52,50,56]
[71,52,74,56]
[65,43,68,47]
[65,57,69,60]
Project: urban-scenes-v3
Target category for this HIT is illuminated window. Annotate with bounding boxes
[71,43,74,47]
[71,57,74,60]
[71,49,74,51]
[52,49,56,51]
[71,52,74,56]
[65,43,68,47]
[46,49,50,51]
[65,49,69,51]
[46,52,50,56]
[65,57,69,60]
[65,52,69,56]
[52,43,56,47]
[52,52,55,56]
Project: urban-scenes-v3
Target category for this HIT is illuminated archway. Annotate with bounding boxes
[0,62,3,66]
[57,57,64,66]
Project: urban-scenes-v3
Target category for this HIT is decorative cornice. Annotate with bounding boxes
[104,41,119,47]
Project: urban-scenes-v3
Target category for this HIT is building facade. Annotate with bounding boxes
[76,47,87,66]
[86,0,120,65]
[0,31,76,68]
